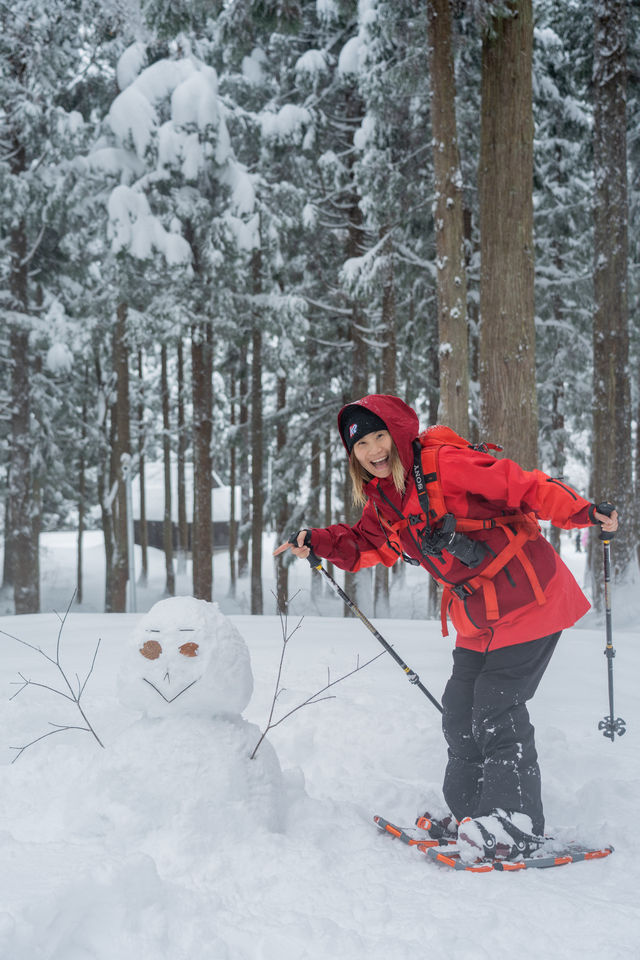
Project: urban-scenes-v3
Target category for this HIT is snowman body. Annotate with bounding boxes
[76,597,286,852]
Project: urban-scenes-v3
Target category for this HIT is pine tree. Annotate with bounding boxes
[0,0,124,612]
[591,0,635,588]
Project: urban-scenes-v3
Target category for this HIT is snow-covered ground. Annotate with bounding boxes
[0,533,638,959]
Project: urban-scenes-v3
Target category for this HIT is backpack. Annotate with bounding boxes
[374,426,545,634]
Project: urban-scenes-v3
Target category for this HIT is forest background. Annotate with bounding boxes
[1,0,638,619]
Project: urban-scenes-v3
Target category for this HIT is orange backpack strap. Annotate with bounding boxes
[439,515,545,635]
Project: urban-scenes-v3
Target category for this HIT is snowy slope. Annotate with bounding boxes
[0,597,637,960]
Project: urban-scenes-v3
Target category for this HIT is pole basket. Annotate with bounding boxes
[598,715,626,741]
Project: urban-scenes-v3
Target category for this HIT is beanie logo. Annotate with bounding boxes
[349,423,358,439]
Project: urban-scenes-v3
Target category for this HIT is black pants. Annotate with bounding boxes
[441,633,560,835]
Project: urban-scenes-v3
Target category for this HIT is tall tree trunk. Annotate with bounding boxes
[275,374,288,612]
[176,338,188,575]
[238,356,250,578]
[548,253,565,557]
[77,367,88,605]
[374,229,397,617]
[548,379,564,556]
[478,0,538,469]
[591,0,634,591]
[228,371,238,598]
[3,482,13,589]
[111,302,131,612]
[95,350,116,611]
[191,321,213,601]
[251,250,264,615]
[324,432,334,583]
[427,0,469,436]
[343,85,367,614]
[9,216,39,614]
[464,206,481,443]
[136,349,148,587]
[636,365,640,570]
[161,343,175,596]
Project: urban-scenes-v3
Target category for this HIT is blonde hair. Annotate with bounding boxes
[348,441,406,507]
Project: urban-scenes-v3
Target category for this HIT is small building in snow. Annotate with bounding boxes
[132,462,240,552]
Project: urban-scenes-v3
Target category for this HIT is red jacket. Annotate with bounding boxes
[311,395,595,653]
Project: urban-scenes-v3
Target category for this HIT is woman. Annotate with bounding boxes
[274,394,618,862]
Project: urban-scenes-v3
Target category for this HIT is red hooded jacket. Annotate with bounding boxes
[310,395,594,653]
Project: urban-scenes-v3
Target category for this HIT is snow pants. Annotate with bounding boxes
[441,632,560,835]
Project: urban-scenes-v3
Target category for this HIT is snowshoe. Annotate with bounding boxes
[415,811,458,841]
[457,809,545,863]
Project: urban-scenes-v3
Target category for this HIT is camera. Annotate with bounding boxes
[419,514,488,569]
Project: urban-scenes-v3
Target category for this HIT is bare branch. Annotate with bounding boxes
[0,629,57,665]
[9,672,74,702]
[6,594,105,759]
[250,596,385,760]
[10,721,95,764]
[78,638,102,699]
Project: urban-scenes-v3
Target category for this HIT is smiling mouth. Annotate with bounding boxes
[371,456,389,467]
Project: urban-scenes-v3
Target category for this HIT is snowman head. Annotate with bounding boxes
[118,596,253,719]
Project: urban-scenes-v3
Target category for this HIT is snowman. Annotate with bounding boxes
[71,597,285,859]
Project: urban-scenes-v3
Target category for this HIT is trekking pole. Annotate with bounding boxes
[596,519,626,741]
[290,538,442,714]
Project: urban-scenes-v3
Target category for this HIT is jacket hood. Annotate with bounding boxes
[337,394,420,473]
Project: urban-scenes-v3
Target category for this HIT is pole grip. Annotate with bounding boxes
[287,532,322,567]
[595,501,616,541]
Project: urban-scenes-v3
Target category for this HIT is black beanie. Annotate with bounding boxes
[341,406,388,454]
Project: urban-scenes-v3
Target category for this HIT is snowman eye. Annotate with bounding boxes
[179,642,199,658]
[140,640,162,660]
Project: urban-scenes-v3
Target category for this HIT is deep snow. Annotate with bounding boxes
[0,534,638,959]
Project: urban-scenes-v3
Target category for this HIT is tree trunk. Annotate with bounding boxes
[548,252,565,557]
[427,0,469,436]
[591,0,634,592]
[176,338,188,575]
[228,371,238,598]
[161,343,175,596]
[324,432,334,582]
[111,302,131,612]
[3,483,13,589]
[191,321,213,601]
[250,252,264,615]
[238,357,250,578]
[380,228,397,400]
[478,0,538,469]
[8,211,39,614]
[95,350,116,611]
[548,378,564,556]
[374,228,397,616]
[136,349,148,587]
[275,374,289,612]
[77,367,88,605]
[464,206,481,444]
[343,86,367,614]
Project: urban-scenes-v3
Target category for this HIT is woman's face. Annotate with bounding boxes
[352,429,394,478]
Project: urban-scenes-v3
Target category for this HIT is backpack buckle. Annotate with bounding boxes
[451,582,474,601]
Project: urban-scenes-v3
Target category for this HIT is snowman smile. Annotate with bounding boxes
[143,676,200,702]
